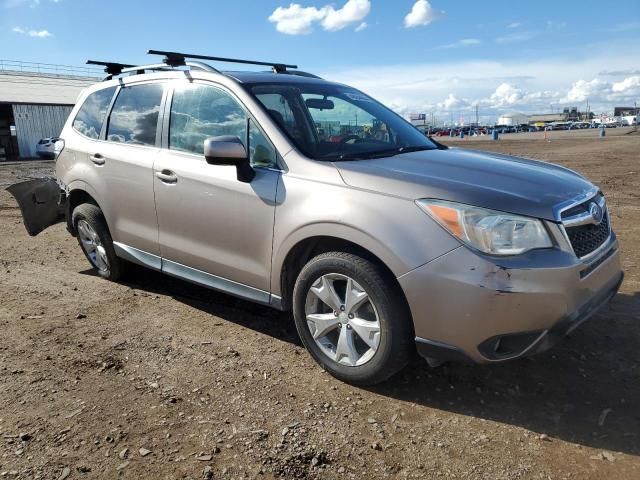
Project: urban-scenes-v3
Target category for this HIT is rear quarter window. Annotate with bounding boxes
[72,87,116,139]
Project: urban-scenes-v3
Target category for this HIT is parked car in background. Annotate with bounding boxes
[8,51,623,385]
[35,137,61,159]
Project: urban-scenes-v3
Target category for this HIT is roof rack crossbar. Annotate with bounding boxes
[86,60,135,76]
[147,49,297,73]
[119,63,173,74]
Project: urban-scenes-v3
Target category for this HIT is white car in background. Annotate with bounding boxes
[35,137,60,159]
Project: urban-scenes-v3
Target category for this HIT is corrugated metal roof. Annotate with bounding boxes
[0,70,98,105]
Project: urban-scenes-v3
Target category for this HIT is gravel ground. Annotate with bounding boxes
[0,128,639,479]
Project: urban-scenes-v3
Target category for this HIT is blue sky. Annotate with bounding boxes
[2,0,639,121]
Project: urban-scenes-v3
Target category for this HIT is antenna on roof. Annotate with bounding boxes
[147,50,297,73]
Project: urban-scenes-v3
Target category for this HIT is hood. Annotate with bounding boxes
[334,148,596,221]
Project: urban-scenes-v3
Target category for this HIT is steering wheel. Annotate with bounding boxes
[340,134,360,144]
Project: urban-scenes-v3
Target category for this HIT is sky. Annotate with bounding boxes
[2,0,639,123]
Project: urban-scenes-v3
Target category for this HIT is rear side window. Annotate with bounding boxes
[107,83,164,146]
[72,87,116,139]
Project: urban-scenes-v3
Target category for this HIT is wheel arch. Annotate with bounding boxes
[66,187,103,235]
[276,234,411,318]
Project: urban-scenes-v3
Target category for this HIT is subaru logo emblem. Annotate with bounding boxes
[589,202,603,225]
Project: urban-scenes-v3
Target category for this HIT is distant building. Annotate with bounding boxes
[527,113,566,124]
[496,112,529,126]
[614,106,640,117]
[0,62,98,159]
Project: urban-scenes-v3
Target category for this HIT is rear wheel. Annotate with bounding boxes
[292,252,412,385]
[72,203,124,281]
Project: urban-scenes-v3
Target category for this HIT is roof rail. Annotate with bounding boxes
[147,49,297,74]
[87,59,219,81]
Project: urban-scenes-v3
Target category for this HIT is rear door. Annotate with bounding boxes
[153,80,280,297]
[95,82,166,256]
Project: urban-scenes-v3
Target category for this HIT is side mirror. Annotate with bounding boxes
[204,136,255,183]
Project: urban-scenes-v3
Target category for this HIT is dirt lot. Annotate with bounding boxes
[1,128,639,479]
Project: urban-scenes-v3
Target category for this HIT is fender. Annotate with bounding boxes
[272,221,408,297]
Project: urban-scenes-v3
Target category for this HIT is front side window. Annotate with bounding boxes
[73,87,116,139]
[169,83,277,167]
[249,83,436,161]
[106,83,164,146]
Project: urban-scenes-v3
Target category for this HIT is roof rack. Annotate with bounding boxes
[87,50,320,82]
[147,49,298,74]
[86,60,136,76]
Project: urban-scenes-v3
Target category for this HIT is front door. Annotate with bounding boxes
[153,81,280,300]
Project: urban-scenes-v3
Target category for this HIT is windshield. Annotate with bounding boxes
[246,82,436,160]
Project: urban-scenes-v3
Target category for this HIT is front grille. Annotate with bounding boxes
[565,211,610,258]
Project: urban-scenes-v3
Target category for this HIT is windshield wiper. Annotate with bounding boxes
[323,145,434,161]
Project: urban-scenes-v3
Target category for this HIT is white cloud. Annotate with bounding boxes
[269,0,371,35]
[321,52,640,117]
[546,20,567,30]
[507,22,522,29]
[563,78,608,103]
[495,32,534,44]
[404,0,443,28]
[4,0,60,7]
[602,22,640,33]
[322,0,370,32]
[29,28,52,37]
[436,38,480,49]
[612,76,640,93]
[355,21,368,32]
[488,83,524,107]
[12,26,53,37]
[268,4,328,35]
[438,93,468,110]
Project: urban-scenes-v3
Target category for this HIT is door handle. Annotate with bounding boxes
[155,170,178,184]
[90,153,105,166]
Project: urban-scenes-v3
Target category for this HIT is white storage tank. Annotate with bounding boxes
[497,112,529,126]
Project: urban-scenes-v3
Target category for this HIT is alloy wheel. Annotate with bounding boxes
[77,219,110,274]
[304,273,381,367]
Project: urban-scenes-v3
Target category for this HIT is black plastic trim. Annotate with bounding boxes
[415,337,473,364]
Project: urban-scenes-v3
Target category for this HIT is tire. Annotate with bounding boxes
[72,203,124,281]
[292,252,413,385]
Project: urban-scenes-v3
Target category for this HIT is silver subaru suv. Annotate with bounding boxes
[9,51,623,385]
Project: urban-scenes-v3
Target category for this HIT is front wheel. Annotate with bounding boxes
[292,252,413,385]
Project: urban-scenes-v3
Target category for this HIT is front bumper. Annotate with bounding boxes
[398,236,623,363]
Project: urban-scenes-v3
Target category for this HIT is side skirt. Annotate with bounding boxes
[113,242,284,310]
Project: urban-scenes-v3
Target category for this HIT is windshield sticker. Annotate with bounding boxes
[343,92,373,102]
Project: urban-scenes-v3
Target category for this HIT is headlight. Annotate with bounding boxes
[416,199,552,255]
